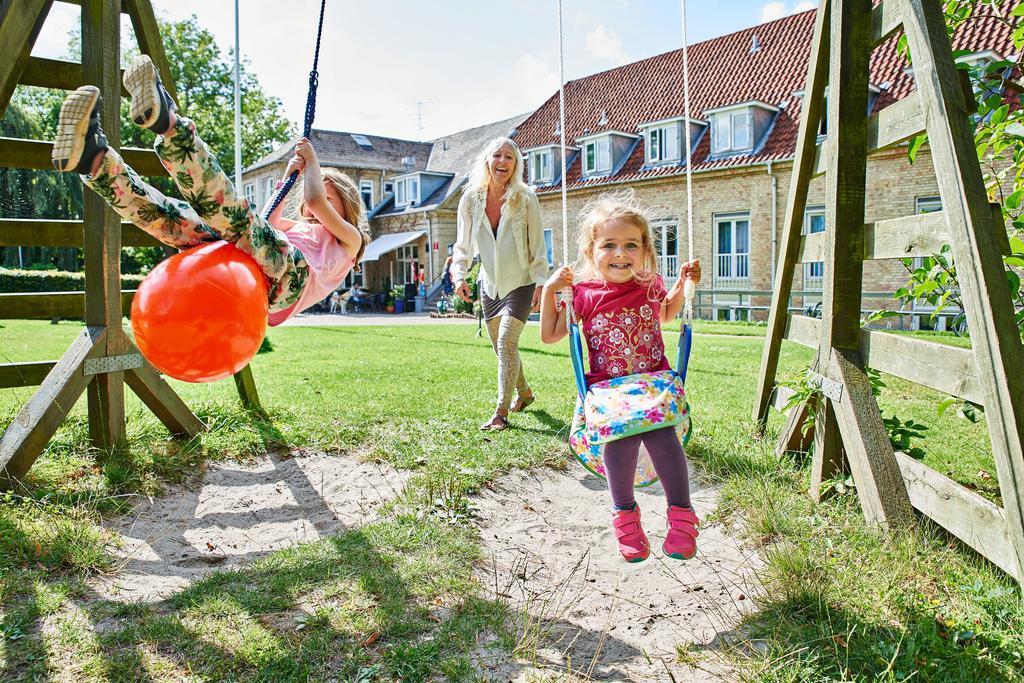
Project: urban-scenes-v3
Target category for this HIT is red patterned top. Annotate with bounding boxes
[572,277,669,385]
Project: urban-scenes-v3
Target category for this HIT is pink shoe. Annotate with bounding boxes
[664,506,699,560]
[612,505,650,563]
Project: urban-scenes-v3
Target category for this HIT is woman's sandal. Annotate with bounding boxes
[479,413,509,431]
[510,394,535,413]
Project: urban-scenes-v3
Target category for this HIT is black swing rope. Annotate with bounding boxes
[261,0,328,221]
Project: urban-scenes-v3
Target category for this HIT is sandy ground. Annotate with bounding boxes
[86,442,761,680]
[91,450,410,603]
[471,465,762,682]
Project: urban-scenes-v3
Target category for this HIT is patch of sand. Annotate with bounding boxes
[91,450,409,603]
[473,465,762,681]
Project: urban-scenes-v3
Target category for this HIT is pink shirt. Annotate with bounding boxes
[572,277,669,385]
[268,221,353,327]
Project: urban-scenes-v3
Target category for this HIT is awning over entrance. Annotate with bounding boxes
[360,230,427,263]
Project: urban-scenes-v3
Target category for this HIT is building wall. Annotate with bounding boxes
[535,144,956,321]
[241,163,404,219]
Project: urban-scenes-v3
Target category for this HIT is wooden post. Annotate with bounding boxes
[81,0,127,451]
[752,0,830,429]
[903,0,1024,582]
[0,0,52,114]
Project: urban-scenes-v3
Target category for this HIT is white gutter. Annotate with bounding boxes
[766,160,777,287]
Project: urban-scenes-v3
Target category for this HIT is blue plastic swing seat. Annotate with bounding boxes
[566,317,694,487]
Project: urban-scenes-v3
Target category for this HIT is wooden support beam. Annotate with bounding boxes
[0,291,134,320]
[0,219,163,248]
[799,211,948,262]
[897,451,1021,581]
[904,0,1024,584]
[0,362,58,389]
[125,361,205,437]
[233,365,263,412]
[124,0,177,101]
[18,56,129,95]
[785,314,984,404]
[0,138,166,176]
[0,326,103,484]
[871,0,904,45]
[752,0,831,427]
[809,397,845,501]
[0,0,52,115]
[829,348,915,527]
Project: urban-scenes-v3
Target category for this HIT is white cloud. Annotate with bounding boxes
[585,25,628,64]
[760,2,787,22]
[761,1,815,23]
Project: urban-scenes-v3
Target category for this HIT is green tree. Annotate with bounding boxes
[0,13,294,272]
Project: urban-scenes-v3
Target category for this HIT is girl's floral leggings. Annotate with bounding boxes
[82,115,309,312]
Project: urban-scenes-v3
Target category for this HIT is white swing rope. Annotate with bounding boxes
[557,0,569,267]
[680,0,696,322]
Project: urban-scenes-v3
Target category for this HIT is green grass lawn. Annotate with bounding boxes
[1,318,1021,681]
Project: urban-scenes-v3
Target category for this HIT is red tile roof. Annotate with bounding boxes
[514,3,1020,194]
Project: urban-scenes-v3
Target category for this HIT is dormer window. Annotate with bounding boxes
[395,175,419,207]
[583,138,611,175]
[647,125,679,164]
[713,109,751,154]
[705,101,780,157]
[530,149,554,184]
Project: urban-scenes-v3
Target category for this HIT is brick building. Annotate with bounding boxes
[512,6,1017,325]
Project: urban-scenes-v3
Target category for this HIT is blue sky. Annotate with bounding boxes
[32,0,815,141]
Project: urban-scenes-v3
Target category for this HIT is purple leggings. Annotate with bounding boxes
[604,426,692,510]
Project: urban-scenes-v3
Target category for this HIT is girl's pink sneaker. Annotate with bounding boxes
[612,505,650,563]
[664,506,699,560]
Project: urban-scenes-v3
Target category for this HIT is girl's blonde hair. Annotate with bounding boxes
[573,189,660,286]
[465,137,531,213]
[298,168,371,270]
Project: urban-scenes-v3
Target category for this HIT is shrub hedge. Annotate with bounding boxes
[0,269,145,293]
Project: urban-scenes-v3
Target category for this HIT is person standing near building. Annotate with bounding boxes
[452,137,548,431]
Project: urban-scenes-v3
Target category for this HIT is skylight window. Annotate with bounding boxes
[350,134,373,148]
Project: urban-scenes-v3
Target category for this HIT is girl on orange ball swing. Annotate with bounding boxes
[51,55,369,326]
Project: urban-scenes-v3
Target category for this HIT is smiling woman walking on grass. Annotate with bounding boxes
[452,137,549,431]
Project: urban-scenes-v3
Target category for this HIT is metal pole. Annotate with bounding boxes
[233,0,242,191]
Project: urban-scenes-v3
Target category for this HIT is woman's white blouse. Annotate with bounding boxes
[450,189,549,299]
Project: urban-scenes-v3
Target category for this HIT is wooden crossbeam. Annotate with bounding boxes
[871,0,904,46]
[0,138,166,176]
[18,56,129,95]
[785,314,983,404]
[0,291,134,320]
[0,0,52,115]
[0,362,58,389]
[814,93,925,176]
[0,219,163,248]
[897,451,1021,580]
[0,326,103,483]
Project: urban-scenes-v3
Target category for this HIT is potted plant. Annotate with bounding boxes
[391,285,406,313]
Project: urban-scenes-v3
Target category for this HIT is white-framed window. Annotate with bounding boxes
[543,228,554,266]
[713,293,751,321]
[712,109,751,154]
[384,181,395,196]
[651,220,679,286]
[395,176,419,207]
[261,177,275,210]
[803,206,826,289]
[244,183,255,207]
[582,138,611,175]
[359,180,374,209]
[714,212,750,287]
[392,243,419,285]
[530,150,554,184]
[647,124,680,164]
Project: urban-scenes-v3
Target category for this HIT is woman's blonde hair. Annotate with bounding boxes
[573,189,660,286]
[464,136,531,213]
[297,168,371,270]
